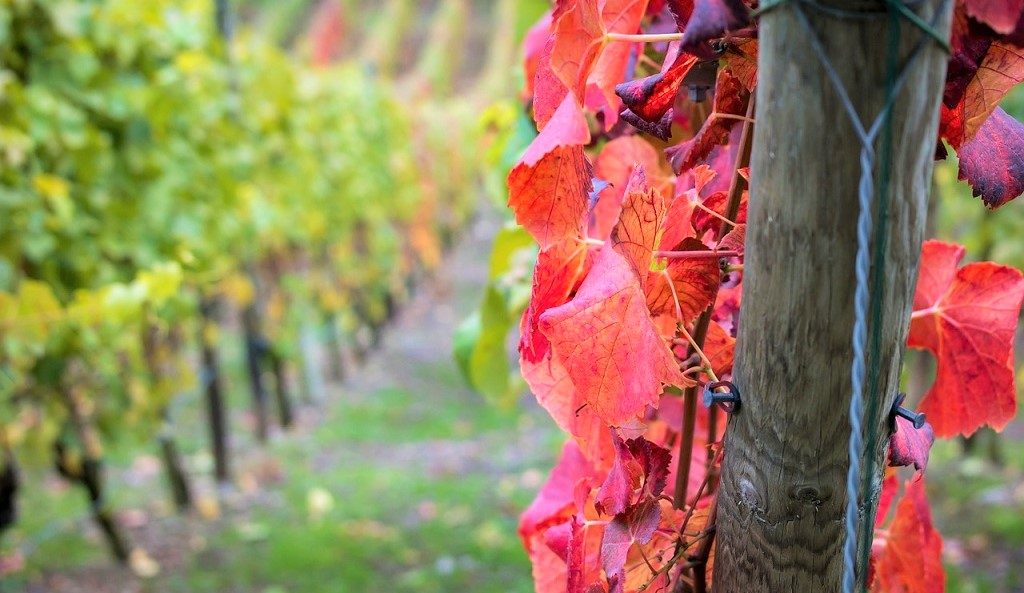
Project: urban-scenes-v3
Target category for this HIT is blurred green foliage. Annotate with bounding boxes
[0,0,476,473]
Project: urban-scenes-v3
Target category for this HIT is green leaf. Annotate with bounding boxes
[453,309,481,382]
[488,224,535,280]
[468,285,517,407]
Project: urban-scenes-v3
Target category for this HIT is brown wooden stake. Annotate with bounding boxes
[58,385,130,563]
[270,351,295,429]
[142,319,193,512]
[242,301,270,442]
[199,297,231,484]
[0,433,18,540]
[712,2,952,590]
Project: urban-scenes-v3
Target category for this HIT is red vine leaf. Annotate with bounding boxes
[721,39,758,91]
[587,0,651,129]
[592,136,670,241]
[566,517,591,593]
[955,107,1024,208]
[508,95,593,250]
[551,0,606,100]
[703,318,736,377]
[870,478,944,593]
[529,513,604,593]
[540,247,690,430]
[508,147,590,249]
[691,188,747,236]
[907,240,1024,437]
[523,93,593,166]
[964,0,1024,35]
[521,239,590,363]
[718,222,745,255]
[522,356,618,468]
[521,441,597,542]
[658,193,698,252]
[610,167,668,284]
[524,12,555,103]
[887,416,935,473]
[666,0,694,32]
[614,53,699,129]
[667,69,748,173]
[645,238,720,324]
[520,442,603,593]
[679,0,750,52]
[601,501,662,593]
[534,37,571,129]
[528,532,575,593]
[658,164,718,249]
[595,435,672,516]
[942,9,993,116]
[941,36,1024,147]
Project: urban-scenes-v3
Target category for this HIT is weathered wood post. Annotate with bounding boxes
[713,1,953,590]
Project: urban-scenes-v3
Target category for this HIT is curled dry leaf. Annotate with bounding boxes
[615,53,699,129]
[595,435,672,516]
[887,415,935,473]
[956,107,1024,208]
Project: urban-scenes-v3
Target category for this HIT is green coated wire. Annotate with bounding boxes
[856,4,902,589]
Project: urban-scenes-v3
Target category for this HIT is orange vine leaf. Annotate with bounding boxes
[540,247,691,430]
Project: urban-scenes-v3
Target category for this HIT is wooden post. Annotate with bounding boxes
[199,297,231,484]
[269,351,295,429]
[142,320,193,512]
[0,444,17,539]
[57,386,130,563]
[242,303,270,442]
[712,2,952,591]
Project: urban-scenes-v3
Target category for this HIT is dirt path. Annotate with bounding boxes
[10,210,560,593]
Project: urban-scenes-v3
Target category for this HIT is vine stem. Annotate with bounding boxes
[672,95,756,511]
[671,329,720,384]
[690,494,720,593]
[637,53,663,72]
[710,112,757,125]
[694,201,740,229]
[636,530,711,591]
[674,313,711,510]
[654,249,738,259]
[639,451,722,593]
[606,32,684,43]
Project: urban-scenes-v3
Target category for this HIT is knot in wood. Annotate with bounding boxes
[788,484,831,506]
